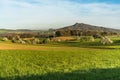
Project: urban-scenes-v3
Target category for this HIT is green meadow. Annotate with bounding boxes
[0,36,120,80]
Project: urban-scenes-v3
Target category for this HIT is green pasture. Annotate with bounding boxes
[0,48,120,80]
[0,36,120,80]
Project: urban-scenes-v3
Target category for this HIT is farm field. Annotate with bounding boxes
[0,41,120,80]
[0,0,120,80]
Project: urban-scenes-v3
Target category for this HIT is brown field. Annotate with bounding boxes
[0,42,84,51]
[52,36,75,41]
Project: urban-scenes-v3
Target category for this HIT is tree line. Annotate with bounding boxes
[55,30,118,37]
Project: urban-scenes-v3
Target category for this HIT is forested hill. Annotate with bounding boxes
[56,23,120,36]
[57,23,120,33]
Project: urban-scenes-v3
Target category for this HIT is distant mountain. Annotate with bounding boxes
[0,29,45,34]
[57,23,120,33]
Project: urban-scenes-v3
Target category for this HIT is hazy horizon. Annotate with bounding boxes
[0,0,120,29]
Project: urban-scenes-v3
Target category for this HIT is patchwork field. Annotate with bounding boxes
[0,41,120,80]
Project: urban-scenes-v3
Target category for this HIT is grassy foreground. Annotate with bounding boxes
[0,47,120,80]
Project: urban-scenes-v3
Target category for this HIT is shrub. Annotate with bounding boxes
[11,37,17,43]
[75,36,80,40]
[80,36,95,42]
[31,38,40,44]
[100,36,113,45]
[93,34,102,38]
[42,38,51,44]
[25,40,32,44]
[2,37,9,41]
[11,37,26,44]
[18,39,26,44]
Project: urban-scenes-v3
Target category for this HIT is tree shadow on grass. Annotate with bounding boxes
[1,68,120,80]
[57,41,120,50]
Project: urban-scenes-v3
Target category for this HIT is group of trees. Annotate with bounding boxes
[55,30,118,37]
[0,29,118,45]
[0,31,55,40]
[55,29,116,45]
[1,35,51,44]
[0,32,52,44]
[74,36,113,45]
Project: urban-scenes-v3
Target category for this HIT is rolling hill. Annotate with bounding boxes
[57,23,120,33]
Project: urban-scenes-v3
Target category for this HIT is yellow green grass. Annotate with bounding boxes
[0,41,120,80]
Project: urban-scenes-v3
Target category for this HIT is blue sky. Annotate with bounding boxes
[0,0,120,29]
[69,0,120,4]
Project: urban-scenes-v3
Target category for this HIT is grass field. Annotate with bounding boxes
[0,39,120,80]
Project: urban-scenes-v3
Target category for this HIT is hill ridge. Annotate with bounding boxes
[57,23,120,33]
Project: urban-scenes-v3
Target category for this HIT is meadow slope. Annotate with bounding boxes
[0,42,120,80]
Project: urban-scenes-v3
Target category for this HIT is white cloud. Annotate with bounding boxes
[0,0,120,29]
